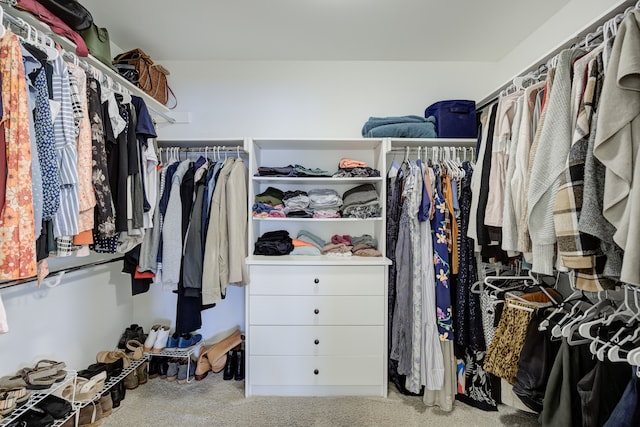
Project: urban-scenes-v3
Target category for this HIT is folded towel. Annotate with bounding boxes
[361,115,427,136]
[366,121,437,138]
[297,230,326,249]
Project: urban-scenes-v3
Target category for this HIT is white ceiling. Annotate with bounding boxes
[79,0,570,62]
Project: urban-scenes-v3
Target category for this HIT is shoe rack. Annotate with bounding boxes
[144,347,197,384]
[54,357,148,427]
[0,371,76,427]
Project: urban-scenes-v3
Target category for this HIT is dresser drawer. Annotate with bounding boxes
[249,355,383,386]
[249,295,384,325]
[249,325,383,356]
[248,265,384,296]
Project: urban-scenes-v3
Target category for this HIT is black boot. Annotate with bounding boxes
[223,350,237,381]
[234,349,245,381]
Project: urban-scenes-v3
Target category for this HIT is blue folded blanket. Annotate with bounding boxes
[362,115,437,138]
[361,115,427,136]
[366,122,437,138]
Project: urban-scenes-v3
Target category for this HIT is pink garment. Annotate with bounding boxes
[339,158,367,168]
[267,210,286,218]
[331,234,352,245]
[16,0,89,56]
[313,212,340,218]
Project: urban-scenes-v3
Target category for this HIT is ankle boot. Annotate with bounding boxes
[234,349,245,381]
[223,350,237,381]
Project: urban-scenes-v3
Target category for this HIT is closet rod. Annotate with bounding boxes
[0,4,176,124]
[476,0,636,110]
[0,257,124,291]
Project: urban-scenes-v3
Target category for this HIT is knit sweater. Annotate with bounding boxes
[527,48,584,275]
[593,10,640,286]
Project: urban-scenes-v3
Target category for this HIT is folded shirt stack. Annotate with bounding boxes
[290,239,322,256]
[341,184,381,219]
[254,230,294,256]
[297,230,325,250]
[256,164,332,177]
[282,190,313,217]
[333,158,381,178]
[321,242,353,257]
[308,188,343,212]
[255,186,284,206]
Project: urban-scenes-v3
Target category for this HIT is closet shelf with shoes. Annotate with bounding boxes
[0,370,76,427]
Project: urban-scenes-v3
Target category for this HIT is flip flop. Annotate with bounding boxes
[34,360,67,382]
[0,392,16,415]
[0,386,30,406]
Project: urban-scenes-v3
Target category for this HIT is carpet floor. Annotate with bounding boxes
[101,373,540,427]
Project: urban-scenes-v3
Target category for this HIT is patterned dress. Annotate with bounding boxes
[0,33,36,279]
[431,181,454,341]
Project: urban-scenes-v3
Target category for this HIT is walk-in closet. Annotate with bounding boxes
[1,1,639,426]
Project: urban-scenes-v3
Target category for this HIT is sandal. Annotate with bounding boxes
[34,360,67,382]
[61,376,101,401]
[17,367,57,390]
[0,386,30,406]
[0,392,16,415]
[126,340,144,360]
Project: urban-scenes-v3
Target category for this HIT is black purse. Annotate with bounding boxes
[35,0,93,31]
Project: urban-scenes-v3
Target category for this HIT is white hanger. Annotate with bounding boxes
[606,288,640,362]
[0,7,6,39]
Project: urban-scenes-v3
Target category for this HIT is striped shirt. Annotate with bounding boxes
[51,56,79,239]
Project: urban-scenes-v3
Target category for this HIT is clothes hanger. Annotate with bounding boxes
[0,7,6,39]
[601,288,640,362]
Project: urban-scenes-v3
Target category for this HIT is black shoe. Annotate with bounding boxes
[158,359,169,379]
[148,358,160,379]
[223,350,237,381]
[118,324,146,349]
[234,349,245,381]
[110,383,122,408]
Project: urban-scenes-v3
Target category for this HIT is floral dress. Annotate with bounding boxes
[0,33,36,280]
[431,180,454,341]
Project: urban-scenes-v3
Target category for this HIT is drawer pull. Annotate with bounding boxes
[314,339,320,345]
[314,278,319,284]
[314,369,319,375]
[314,309,320,314]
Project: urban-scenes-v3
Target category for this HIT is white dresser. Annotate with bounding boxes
[245,138,390,396]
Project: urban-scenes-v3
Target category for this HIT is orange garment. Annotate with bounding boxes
[339,158,367,168]
[0,33,37,280]
[292,239,314,247]
[73,230,94,245]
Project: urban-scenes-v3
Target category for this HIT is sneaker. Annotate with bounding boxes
[152,326,171,353]
[165,332,180,351]
[178,333,203,349]
[143,325,161,352]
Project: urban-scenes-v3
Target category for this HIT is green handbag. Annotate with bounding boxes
[80,24,115,70]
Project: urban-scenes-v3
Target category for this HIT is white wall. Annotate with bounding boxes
[0,263,134,377]
[477,0,631,101]
[156,60,495,140]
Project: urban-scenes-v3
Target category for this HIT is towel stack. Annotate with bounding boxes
[361,115,437,138]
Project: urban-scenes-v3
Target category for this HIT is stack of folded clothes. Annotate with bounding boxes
[253,187,286,217]
[282,190,313,218]
[296,230,325,250]
[361,115,437,138]
[256,164,332,177]
[340,184,381,218]
[350,234,382,257]
[290,239,322,256]
[332,158,381,178]
[253,230,294,255]
[308,189,343,217]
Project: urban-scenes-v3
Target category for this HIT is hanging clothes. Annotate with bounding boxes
[0,32,37,280]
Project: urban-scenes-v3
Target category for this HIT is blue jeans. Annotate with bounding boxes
[604,367,640,427]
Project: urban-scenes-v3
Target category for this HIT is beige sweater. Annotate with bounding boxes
[594,10,640,286]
